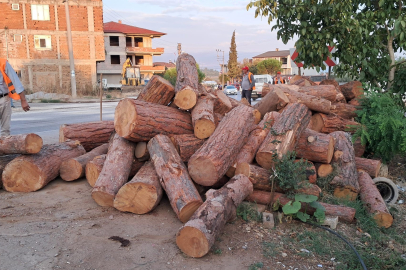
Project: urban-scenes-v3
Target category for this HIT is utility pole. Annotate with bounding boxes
[216,49,224,88]
[177,43,182,56]
[63,0,77,98]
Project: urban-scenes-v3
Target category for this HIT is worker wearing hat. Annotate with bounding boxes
[273,71,286,84]
[241,66,255,104]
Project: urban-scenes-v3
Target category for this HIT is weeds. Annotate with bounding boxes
[261,241,280,258]
[40,99,63,103]
[237,203,262,222]
[248,262,264,270]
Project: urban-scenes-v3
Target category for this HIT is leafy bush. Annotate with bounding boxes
[281,194,325,223]
[163,64,206,87]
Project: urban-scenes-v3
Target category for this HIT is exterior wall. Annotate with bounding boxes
[0,0,104,94]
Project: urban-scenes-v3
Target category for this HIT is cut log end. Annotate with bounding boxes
[179,201,204,223]
[3,160,42,192]
[25,134,43,154]
[255,152,274,170]
[333,187,358,201]
[373,211,394,228]
[316,164,333,178]
[253,109,261,124]
[194,119,216,139]
[114,182,159,214]
[176,226,209,258]
[60,159,82,181]
[114,99,137,138]
[86,164,100,187]
[135,142,149,160]
[308,113,323,132]
[174,88,198,110]
[234,162,250,178]
[91,191,115,207]
[188,158,217,186]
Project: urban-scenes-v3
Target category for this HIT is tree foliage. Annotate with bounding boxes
[163,65,205,87]
[256,59,282,75]
[227,31,240,81]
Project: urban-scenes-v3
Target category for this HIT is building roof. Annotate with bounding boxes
[253,50,290,58]
[154,62,176,68]
[104,21,166,36]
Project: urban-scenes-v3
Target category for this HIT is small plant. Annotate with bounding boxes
[40,99,62,103]
[213,248,222,255]
[248,262,264,270]
[237,203,262,222]
[279,194,325,223]
[261,241,280,257]
[106,94,112,99]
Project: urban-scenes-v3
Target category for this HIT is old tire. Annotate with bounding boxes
[373,177,399,205]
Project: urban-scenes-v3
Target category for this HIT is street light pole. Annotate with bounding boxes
[63,0,77,98]
[216,49,224,88]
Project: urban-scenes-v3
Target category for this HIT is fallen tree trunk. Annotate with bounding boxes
[59,121,114,151]
[60,143,109,181]
[2,141,86,192]
[330,103,358,119]
[148,134,203,223]
[252,88,289,118]
[319,79,346,103]
[0,154,20,188]
[91,134,136,207]
[176,174,253,258]
[173,53,199,110]
[296,85,337,102]
[340,81,364,101]
[358,170,393,228]
[191,96,216,139]
[114,162,163,214]
[0,134,43,155]
[245,190,356,223]
[256,103,311,169]
[355,157,381,178]
[213,90,233,115]
[308,113,359,134]
[188,105,255,186]
[135,142,150,161]
[137,75,175,105]
[170,134,205,163]
[295,129,334,164]
[114,99,194,142]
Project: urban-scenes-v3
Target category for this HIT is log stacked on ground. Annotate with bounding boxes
[308,113,359,134]
[114,99,194,142]
[330,103,357,119]
[188,105,255,186]
[295,129,334,164]
[0,154,20,188]
[114,162,163,214]
[0,134,43,155]
[315,163,334,178]
[319,79,346,103]
[176,174,253,257]
[353,138,366,157]
[59,121,114,151]
[148,134,203,223]
[137,75,175,105]
[91,134,136,207]
[252,88,289,118]
[170,134,205,162]
[191,96,216,139]
[2,141,86,192]
[295,85,337,102]
[135,142,150,161]
[355,157,381,178]
[340,81,364,101]
[214,90,233,115]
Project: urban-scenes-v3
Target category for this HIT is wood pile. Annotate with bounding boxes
[0,58,393,258]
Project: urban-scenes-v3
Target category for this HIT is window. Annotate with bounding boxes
[109,36,119,46]
[126,37,132,47]
[111,55,121,65]
[14,34,23,42]
[12,4,20,10]
[134,37,143,47]
[31,5,50,21]
[34,35,52,49]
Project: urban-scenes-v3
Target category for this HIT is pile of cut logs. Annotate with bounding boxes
[0,53,393,258]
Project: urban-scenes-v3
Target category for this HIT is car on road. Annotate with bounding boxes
[251,74,273,100]
[224,85,238,95]
[233,83,240,91]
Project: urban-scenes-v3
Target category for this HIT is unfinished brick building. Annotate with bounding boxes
[0,0,105,94]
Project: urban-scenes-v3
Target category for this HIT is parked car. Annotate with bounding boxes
[233,83,240,91]
[224,85,238,95]
[251,74,273,100]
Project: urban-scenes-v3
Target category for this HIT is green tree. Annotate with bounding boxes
[247,0,406,91]
[256,59,282,75]
[163,64,205,87]
[227,30,239,81]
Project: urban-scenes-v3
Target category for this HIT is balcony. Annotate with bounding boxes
[281,64,289,69]
[126,47,164,55]
[140,65,165,73]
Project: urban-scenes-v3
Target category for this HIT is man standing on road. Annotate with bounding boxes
[273,71,286,84]
[241,66,255,105]
[0,58,30,136]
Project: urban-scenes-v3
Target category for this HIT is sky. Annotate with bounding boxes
[102,0,297,70]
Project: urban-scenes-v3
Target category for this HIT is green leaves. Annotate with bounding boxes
[282,201,302,215]
[295,194,317,203]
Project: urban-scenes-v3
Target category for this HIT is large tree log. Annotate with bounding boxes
[148,135,203,223]
[170,134,205,163]
[353,138,366,157]
[329,131,359,200]
[295,160,317,184]
[0,154,19,188]
[60,143,109,181]
[191,96,216,139]
[59,121,114,151]
[188,106,255,186]
[355,157,381,178]
[289,75,316,86]
[314,163,334,178]
[0,134,42,155]
[319,79,346,103]
[296,85,338,102]
[2,141,86,192]
[134,142,150,161]
[358,170,393,228]
[137,75,175,105]
[114,99,194,142]
[252,88,289,118]
[340,81,364,101]
[173,53,199,110]
[308,113,360,134]
[295,129,334,163]
[213,90,233,115]
[256,103,311,169]
[348,98,360,106]
[91,134,136,207]
[246,190,356,223]
[176,174,253,258]
[235,163,321,196]
[113,162,163,214]
[330,103,358,119]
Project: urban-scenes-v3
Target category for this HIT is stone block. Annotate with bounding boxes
[262,212,275,229]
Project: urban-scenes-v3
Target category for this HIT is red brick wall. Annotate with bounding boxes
[58,5,89,31]
[3,33,27,59]
[59,35,91,60]
[0,3,24,29]
[95,35,105,60]
[93,6,104,32]
[28,34,58,59]
[26,4,57,31]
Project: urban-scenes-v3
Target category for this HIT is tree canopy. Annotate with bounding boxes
[227,31,240,81]
[256,59,282,75]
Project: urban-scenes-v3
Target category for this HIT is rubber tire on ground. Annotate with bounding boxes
[373,177,399,205]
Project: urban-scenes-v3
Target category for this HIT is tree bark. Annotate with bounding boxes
[0,154,19,188]
[148,134,203,222]
[191,96,216,139]
[137,75,175,105]
[358,170,393,228]
[295,129,335,163]
[308,113,360,134]
[296,85,338,102]
[355,157,381,178]
[188,106,255,186]
[289,76,316,86]
[170,134,205,163]
[134,141,150,161]
[296,160,317,184]
[315,163,334,178]
[59,121,114,151]
[348,98,361,106]
[113,162,163,214]
[329,131,359,200]
[176,174,253,258]
[353,138,366,157]
[330,103,358,119]
[252,88,289,118]
[319,79,346,103]
[340,81,364,101]
[256,103,311,169]
[0,134,43,155]
[2,141,86,192]
[114,99,194,142]
[60,143,109,181]
[173,53,199,110]
[245,190,356,223]
[91,134,137,207]
[213,90,233,115]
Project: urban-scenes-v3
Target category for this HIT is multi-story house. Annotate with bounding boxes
[97,21,166,86]
[0,0,105,93]
[252,48,293,75]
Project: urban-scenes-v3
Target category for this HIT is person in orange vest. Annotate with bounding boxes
[241,66,255,104]
[0,58,30,136]
[273,71,286,84]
